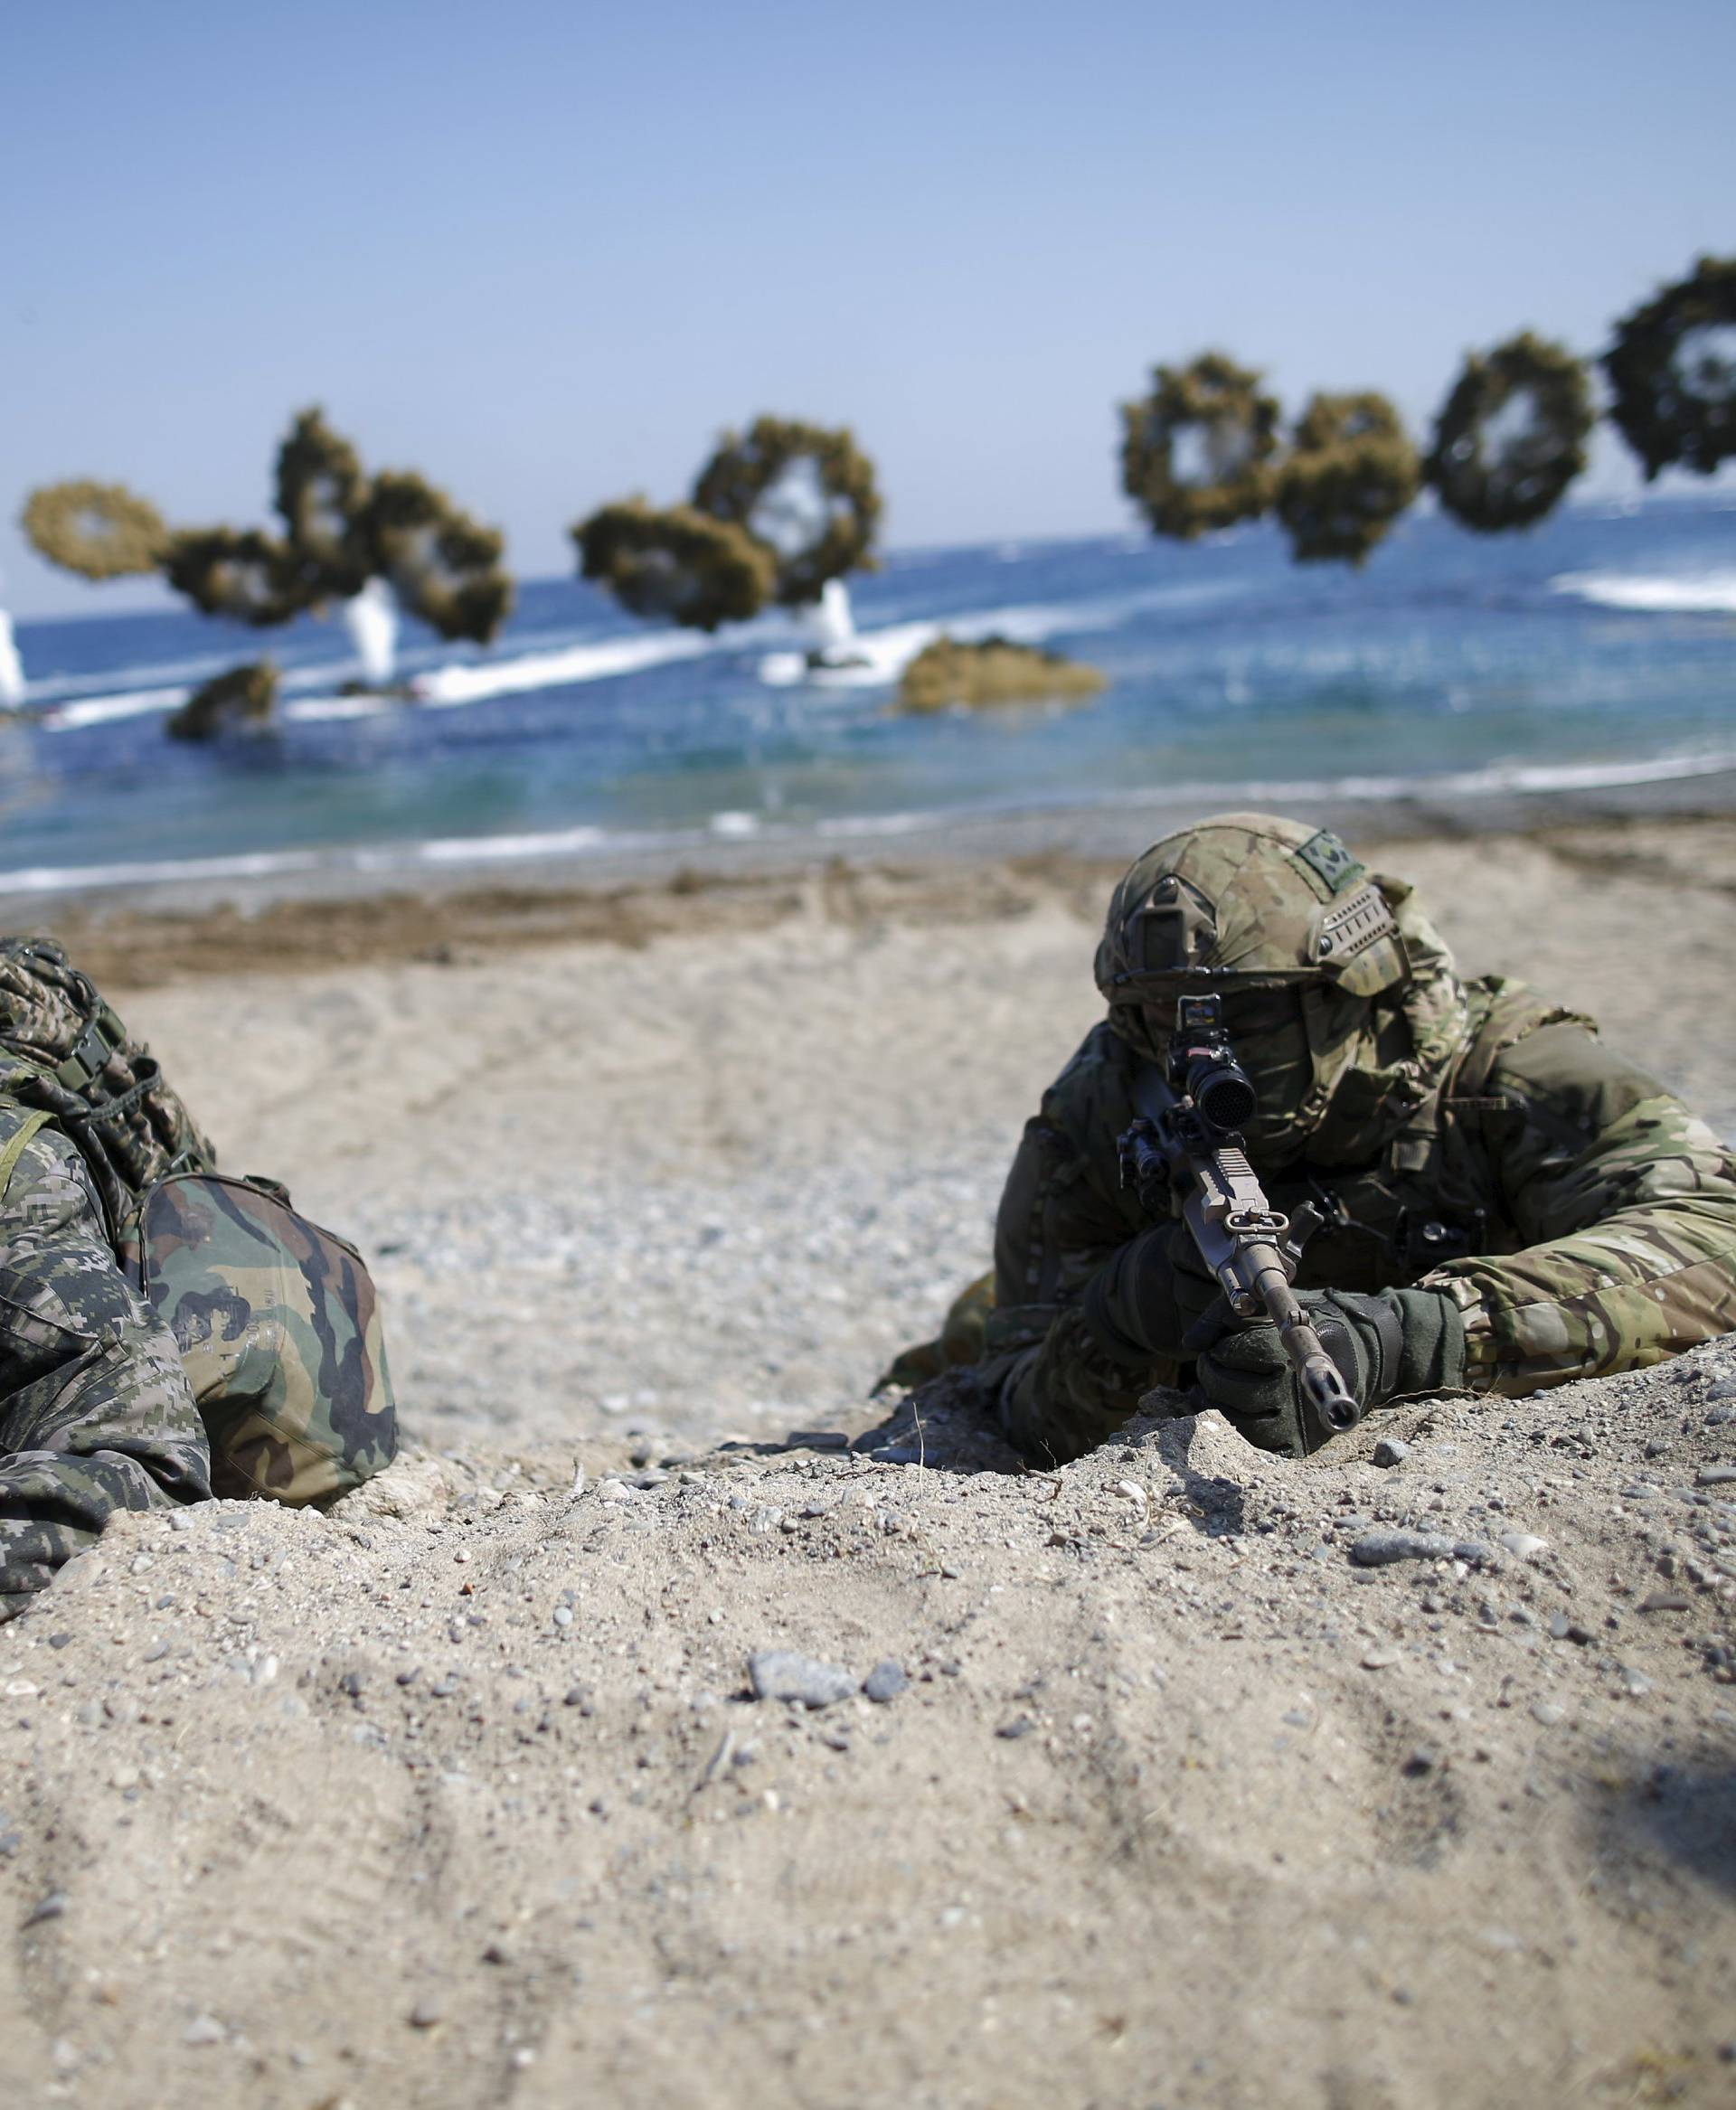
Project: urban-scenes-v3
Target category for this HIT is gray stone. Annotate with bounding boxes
[1361,1646,1402,1670]
[1498,1532,1548,1560]
[184,2015,226,2047]
[1695,1465,1736,1487]
[863,1662,909,1704]
[1530,1700,1566,1727]
[748,1650,858,1710]
[995,1716,1036,1739]
[23,1891,66,1929]
[409,2000,443,2030]
[1372,1438,1411,1469]
[1350,1530,1457,1568]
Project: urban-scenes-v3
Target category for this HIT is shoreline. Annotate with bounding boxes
[5,764,1736,923]
[14,801,1736,994]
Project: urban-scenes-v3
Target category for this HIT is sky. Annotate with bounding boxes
[3,0,1733,617]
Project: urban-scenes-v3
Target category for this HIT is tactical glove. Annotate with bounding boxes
[1189,1286,1467,1457]
[1081,1224,1220,1363]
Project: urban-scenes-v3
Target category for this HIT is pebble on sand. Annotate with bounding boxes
[747,1650,858,1710]
[1351,1530,1457,1568]
[863,1661,909,1704]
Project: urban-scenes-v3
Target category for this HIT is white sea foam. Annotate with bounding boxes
[285,694,396,723]
[411,826,613,864]
[1551,569,1736,614]
[42,686,193,730]
[410,629,715,706]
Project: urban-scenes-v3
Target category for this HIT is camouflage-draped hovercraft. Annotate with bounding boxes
[22,408,514,739]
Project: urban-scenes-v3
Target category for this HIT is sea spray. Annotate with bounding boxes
[344,578,399,685]
[0,612,24,710]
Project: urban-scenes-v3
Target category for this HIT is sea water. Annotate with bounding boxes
[2,495,1732,894]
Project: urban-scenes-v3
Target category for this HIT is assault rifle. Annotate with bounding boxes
[1117,994,1361,1433]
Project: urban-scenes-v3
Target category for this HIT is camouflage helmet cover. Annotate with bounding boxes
[1094,812,1410,1006]
[1096,814,1471,1163]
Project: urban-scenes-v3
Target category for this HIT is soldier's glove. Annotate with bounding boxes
[1080,1225,1220,1363]
[1187,1286,1467,1458]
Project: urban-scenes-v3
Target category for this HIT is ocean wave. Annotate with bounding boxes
[40,686,193,730]
[410,629,717,706]
[1550,570,1736,614]
[6,744,1735,899]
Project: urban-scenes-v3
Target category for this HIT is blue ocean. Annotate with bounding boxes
[4,495,1734,894]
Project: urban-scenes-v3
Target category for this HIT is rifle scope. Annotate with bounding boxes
[1169,995,1259,1135]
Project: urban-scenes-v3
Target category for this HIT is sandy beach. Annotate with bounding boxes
[2,811,1734,2106]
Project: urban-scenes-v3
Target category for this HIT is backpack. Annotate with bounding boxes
[0,938,396,1505]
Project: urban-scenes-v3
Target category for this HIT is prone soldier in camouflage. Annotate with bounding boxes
[956,812,1736,1464]
[0,941,393,1622]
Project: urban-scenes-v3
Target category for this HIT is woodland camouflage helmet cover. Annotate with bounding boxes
[1094,814,1470,1163]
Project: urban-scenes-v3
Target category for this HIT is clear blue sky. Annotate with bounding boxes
[4,0,1732,615]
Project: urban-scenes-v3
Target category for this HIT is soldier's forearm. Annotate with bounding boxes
[0,1444,199,1612]
[1426,1193,1736,1393]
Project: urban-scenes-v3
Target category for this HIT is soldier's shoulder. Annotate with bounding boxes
[1462,979,1679,1131]
[0,1097,84,1207]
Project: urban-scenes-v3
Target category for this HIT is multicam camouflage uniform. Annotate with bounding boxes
[966,813,1736,1465]
[0,941,394,1621]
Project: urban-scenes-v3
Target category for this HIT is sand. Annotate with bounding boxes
[1,815,1734,2107]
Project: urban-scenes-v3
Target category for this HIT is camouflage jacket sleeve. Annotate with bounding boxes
[987,1025,1184,1463]
[1420,1022,1736,1393]
[0,1122,210,1621]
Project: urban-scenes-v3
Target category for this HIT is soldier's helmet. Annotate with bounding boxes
[1096,814,1464,1163]
[1094,813,1410,1014]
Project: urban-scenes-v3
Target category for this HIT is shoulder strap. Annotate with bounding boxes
[0,1106,52,1201]
[1446,979,1591,1105]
